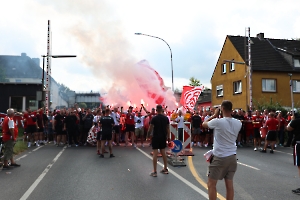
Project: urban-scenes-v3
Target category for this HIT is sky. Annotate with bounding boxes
[1,0,300,98]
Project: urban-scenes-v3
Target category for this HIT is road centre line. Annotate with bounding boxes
[187,156,226,200]
[16,154,28,161]
[136,147,209,199]
[19,146,66,200]
[273,149,293,155]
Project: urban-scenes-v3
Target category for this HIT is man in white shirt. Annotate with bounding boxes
[110,107,121,146]
[202,100,242,200]
[175,110,184,141]
[133,112,147,148]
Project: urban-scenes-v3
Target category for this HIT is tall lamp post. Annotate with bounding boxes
[41,55,76,110]
[135,33,174,92]
[288,73,294,115]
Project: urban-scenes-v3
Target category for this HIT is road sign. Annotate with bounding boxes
[171,140,183,153]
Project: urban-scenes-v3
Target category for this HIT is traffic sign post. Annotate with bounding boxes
[167,139,186,167]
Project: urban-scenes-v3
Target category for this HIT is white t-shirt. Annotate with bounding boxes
[135,116,145,129]
[8,119,14,128]
[175,116,184,128]
[110,112,120,125]
[207,117,242,157]
[93,115,101,123]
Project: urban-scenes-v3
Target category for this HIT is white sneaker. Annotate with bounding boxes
[133,143,137,148]
[36,142,40,147]
[254,147,257,151]
[275,144,277,148]
[191,142,194,147]
[27,142,31,148]
[204,143,208,148]
[105,141,108,146]
[142,144,144,148]
[198,142,203,147]
[112,142,116,146]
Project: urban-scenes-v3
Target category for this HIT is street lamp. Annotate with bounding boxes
[135,33,174,92]
[288,73,294,115]
[41,55,76,110]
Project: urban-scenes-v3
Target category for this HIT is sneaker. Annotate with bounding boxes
[204,143,208,148]
[197,142,202,147]
[150,172,157,177]
[274,144,277,148]
[149,143,152,147]
[99,154,104,158]
[10,163,21,167]
[27,142,31,148]
[105,141,108,146]
[110,154,115,158]
[160,168,169,174]
[54,141,57,145]
[254,147,257,151]
[142,144,144,148]
[33,142,36,146]
[133,143,136,148]
[112,142,116,146]
[84,142,87,146]
[75,144,78,147]
[238,144,243,147]
[270,150,274,153]
[36,142,40,147]
[56,144,59,147]
[191,142,194,147]
[292,188,300,195]
[260,149,266,153]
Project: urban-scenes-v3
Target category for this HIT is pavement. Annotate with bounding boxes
[0,142,298,200]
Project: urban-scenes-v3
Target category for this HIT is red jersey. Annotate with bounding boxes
[266,118,279,131]
[2,116,18,142]
[278,117,286,129]
[25,112,37,126]
[244,115,254,130]
[252,115,264,128]
[125,112,135,125]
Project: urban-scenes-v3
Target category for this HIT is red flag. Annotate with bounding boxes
[180,85,204,110]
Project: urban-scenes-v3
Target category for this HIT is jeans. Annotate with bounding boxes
[278,128,285,145]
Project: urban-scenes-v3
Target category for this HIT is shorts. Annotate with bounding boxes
[266,130,277,141]
[101,133,112,141]
[97,131,102,140]
[294,143,300,166]
[3,140,14,160]
[254,128,261,139]
[135,127,144,137]
[38,127,44,132]
[208,154,237,180]
[192,127,201,135]
[113,125,120,134]
[125,124,135,132]
[152,137,167,150]
[27,125,37,134]
[55,128,65,135]
[245,129,254,137]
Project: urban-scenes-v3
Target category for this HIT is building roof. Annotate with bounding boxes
[197,89,211,103]
[228,35,300,72]
[0,53,42,79]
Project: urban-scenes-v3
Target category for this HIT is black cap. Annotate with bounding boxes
[129,106,133,109]
[156,105,163,110]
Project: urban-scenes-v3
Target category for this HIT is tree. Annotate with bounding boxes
[78,102,87,109]
[189,77,201,86]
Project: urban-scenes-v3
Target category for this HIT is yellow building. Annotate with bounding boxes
[211,33,300,111]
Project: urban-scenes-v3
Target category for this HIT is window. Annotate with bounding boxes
[293,80,300,92]
[230,62,235,71]
[294,59,300,67]
[262,79,276,92]
[10,96,23,112]
[233,81,242,94]
[26,96,38,111]
[216,85,223,97]
[222,63,226,74]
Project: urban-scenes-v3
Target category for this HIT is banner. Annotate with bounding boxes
[180,85,204,110]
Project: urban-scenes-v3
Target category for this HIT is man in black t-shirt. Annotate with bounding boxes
[287,113,300,195]
[65,111,79,147]
[53,110,64,147]
[99,108,115,158]
[191,111,202,147]
[147,105,170,177]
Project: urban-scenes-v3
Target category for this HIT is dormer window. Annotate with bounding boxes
[222,63,226,74]
[294,58,300,67]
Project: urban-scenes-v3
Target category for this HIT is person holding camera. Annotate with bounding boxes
[202,100,242,200]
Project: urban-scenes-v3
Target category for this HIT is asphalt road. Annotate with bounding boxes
[0,143,298,200]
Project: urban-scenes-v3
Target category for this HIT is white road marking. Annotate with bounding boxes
[15,154,28,161]
[32,146,43,152]
[136,147,209,199]
[237,162,260,170]
[19,146,66,200]
[273,149,293,155]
